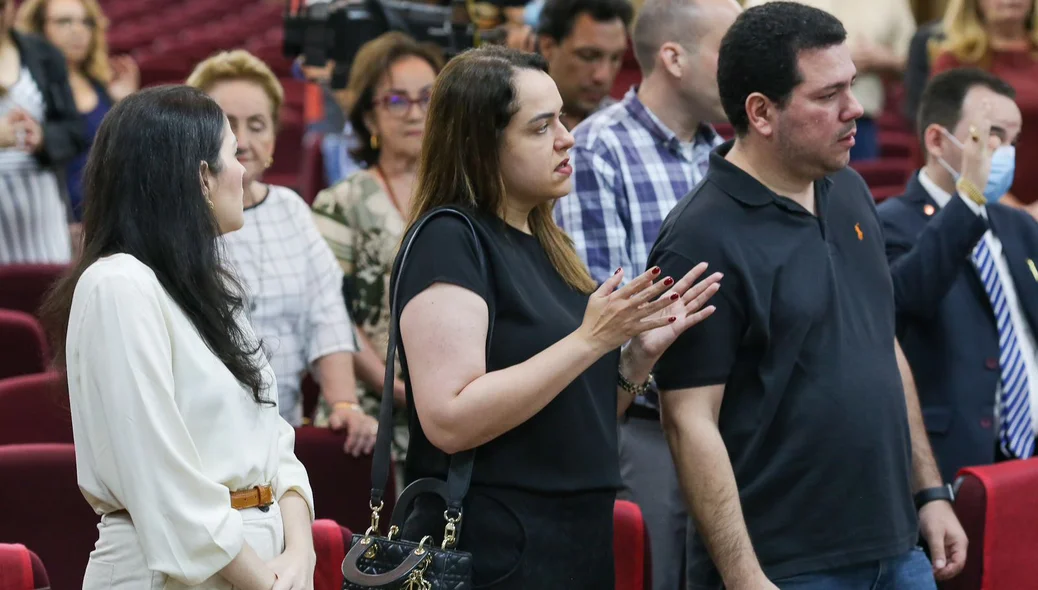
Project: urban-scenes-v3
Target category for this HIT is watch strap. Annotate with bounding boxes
[914,484,955,511]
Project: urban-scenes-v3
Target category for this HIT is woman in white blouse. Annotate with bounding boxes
[40,86,316,590]
[185,50,378,457]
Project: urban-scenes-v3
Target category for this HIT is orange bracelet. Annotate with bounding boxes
[332,401,363,413]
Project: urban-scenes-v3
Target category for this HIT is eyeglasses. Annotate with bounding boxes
[47,16,97,30]
[374,93,431,117]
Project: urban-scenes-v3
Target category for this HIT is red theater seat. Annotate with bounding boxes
[292,426,396,534]
[299,131,327,206]
[0,263,66,317]
[613,499,651,590]
[942,459,1038,590]
[0,372,73,446]
[312,520,352,590]
[0,544,49,590]
[0,310,50,381]
[0,444,98,590]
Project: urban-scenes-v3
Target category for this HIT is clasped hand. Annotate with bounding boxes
[0,109,43,153]
[267,546,315,590]
[577,263,723,358]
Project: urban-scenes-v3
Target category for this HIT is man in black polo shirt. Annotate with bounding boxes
[648,3,968,589]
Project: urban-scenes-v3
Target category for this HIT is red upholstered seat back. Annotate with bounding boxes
[943,459,1038,590]
[0,372,73,446]
[0,444,98,590]
[0,264,67,317]
[292,426,396,533]
[613,499,651,590]
[312,519,352,590]
[0,544,48,590]
[0,311,50,381]
[299,131,327,207]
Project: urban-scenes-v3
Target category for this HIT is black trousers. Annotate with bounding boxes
[402,486,616,589]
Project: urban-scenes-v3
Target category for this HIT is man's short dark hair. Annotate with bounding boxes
[717,1,846,136]
[917,68,1016,149]
[537,0,634,42]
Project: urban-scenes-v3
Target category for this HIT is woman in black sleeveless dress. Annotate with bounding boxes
[394,46,723,589]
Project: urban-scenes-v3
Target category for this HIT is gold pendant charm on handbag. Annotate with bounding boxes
[403,562,431,590]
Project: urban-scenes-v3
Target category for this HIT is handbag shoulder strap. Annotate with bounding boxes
[368,206,494,522]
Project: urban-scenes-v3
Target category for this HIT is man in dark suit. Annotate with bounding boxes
[879,68,1038,485]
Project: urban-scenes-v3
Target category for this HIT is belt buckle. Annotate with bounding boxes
[256,485,272,512]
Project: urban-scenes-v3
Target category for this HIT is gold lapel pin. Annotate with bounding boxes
[1028,258,1038,281]
[924,204,935,216]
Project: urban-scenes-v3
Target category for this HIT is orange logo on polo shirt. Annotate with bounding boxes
[854,223,863,241]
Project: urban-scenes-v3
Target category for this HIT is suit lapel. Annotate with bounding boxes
[988,207,1038,334]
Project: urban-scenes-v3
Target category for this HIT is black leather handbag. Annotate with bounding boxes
[342,207,493,590]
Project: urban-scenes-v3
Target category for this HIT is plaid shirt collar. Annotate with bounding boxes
[620,86,722,157]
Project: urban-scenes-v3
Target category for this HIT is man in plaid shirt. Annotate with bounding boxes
[554,0,740,588]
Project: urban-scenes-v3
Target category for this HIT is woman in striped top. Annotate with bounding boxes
[0,0,85,264]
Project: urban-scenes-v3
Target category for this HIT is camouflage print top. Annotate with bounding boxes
[311,169,409,460]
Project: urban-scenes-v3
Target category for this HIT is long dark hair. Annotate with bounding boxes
[409,45,595,293]
[40,85,270,404]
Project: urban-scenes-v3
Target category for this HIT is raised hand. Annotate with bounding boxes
[634,262,722,360]
[958,99,996,195]
[577,266,690,354]
[108,55,141,102]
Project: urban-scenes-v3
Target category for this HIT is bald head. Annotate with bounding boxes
[632,0,740,75]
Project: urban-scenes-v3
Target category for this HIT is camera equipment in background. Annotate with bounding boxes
[283,0,477,89]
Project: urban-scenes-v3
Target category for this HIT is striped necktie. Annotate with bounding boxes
[973,238,1035,459]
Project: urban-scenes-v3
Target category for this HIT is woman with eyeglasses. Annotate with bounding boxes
[17,0,138,251]
[0,0,85,264]
[312,32,443,489]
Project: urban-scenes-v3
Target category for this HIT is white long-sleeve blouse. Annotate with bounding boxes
[66,253,315,585]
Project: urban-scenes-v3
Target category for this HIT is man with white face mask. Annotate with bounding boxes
[879,68,1038,484]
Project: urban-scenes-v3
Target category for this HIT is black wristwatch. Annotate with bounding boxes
[914,484,955,511]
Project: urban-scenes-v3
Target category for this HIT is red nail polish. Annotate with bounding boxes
[670,293,679,300]
[668,316,677,322]
[651,267,661,275]
[664,277,674,286]
[614,267,622,275]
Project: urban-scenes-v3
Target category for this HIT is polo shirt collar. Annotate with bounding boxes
[621,86,722,152]
[708,140,834,213]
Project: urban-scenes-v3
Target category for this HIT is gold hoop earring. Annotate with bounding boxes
[265,156,274,169]
[370,134,379,150]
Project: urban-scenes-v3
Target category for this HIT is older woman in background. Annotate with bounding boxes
[932,0,1038,218]
[17,0,138,240]
[311,32,443,483]
[187,50,378,456]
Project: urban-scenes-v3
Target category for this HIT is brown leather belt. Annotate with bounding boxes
[230,485,274,510]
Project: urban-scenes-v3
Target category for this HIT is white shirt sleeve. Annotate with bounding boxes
[272,417,317,521]
[70,274,245,585]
